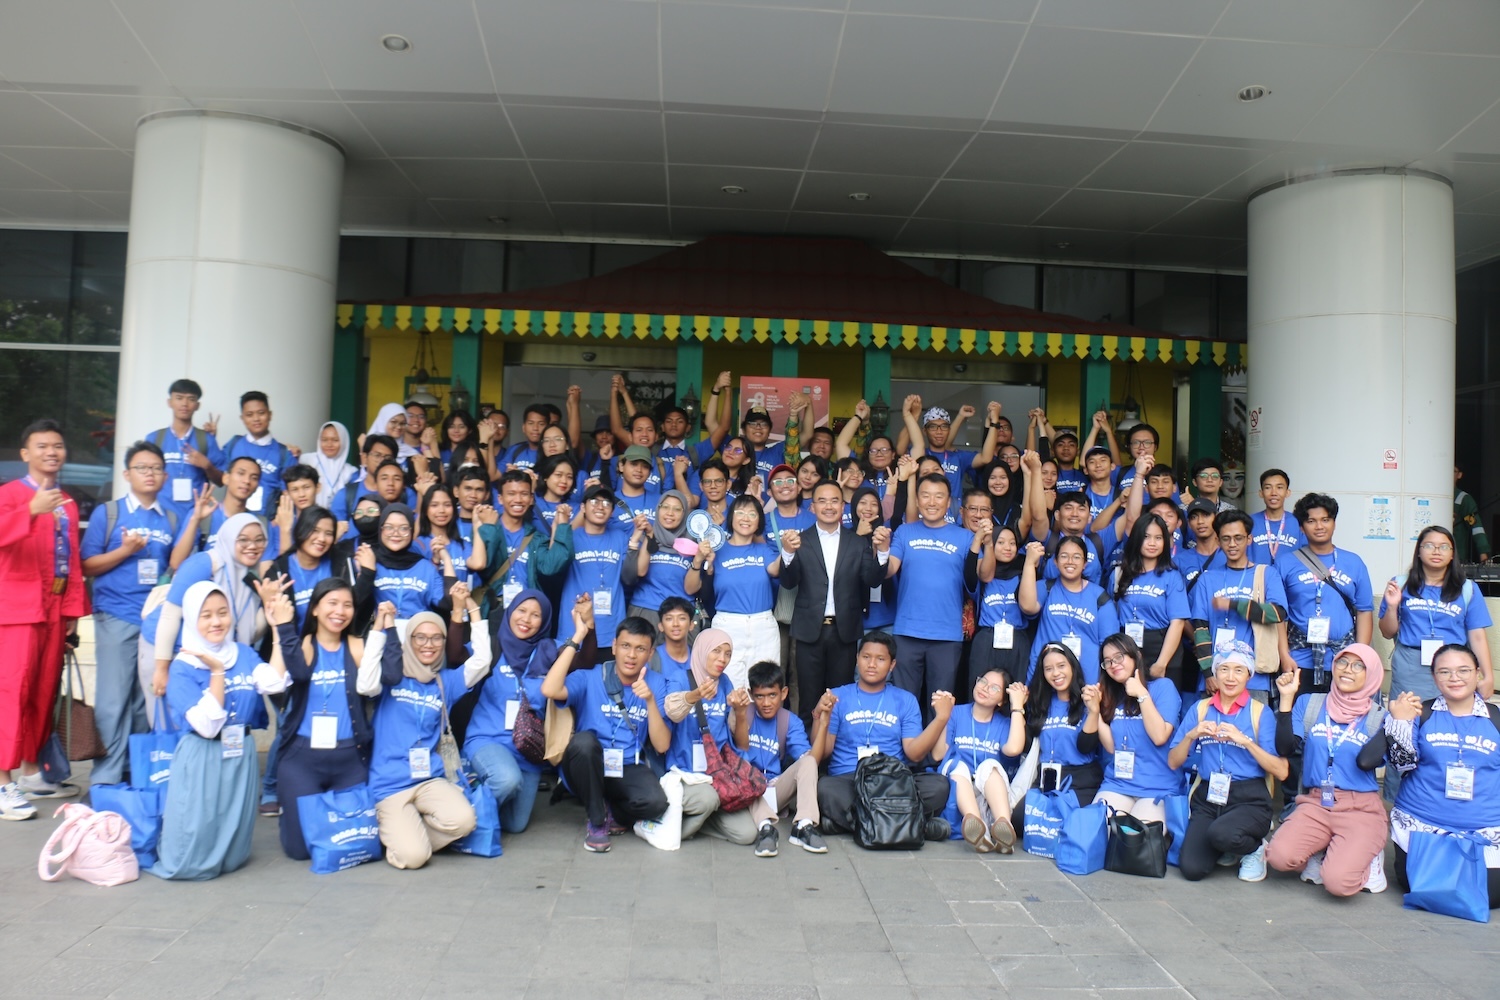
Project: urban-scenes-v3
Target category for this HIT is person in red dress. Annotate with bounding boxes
[0,419,89,819]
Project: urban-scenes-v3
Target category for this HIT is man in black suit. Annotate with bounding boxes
[779,480,890,730]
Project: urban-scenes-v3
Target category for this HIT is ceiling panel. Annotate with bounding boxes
[827,16,1025,120]
[340,158,419,198]
[1214,0,1417,47]
[849,0,1032,17]
[0,190,119,224]
[0,148,134,191]
[1298,51,1500,152]
[1148,197,1247,238]
[0,153,65,191]
[0,1,171,92]
[992,26,1201,132]
[1084,142,1271,197]
[30,94,195,150]
[1386,0,1500,56]
[479,0,662,104]
[1034,0,1229,35]
[1448,160,1500,207]
[530,160,667,204]
[1455,212,1500,253]
[347,102,522,158]
[0,92,117,147]
[339,195,447,230]
[664,114,821,169]
[393,159,543,201]
[551,203,673,239]
[1034,188,1195,231]
[424,198,555,231]
[1127,232,1244,269]
[947,132,1125,187]
[916,179,1068,226]
[507,106,663,163]
[669,165,800,211]
[670,206,788,239]
[806,123,970,178]
[1446,102,1500,158]
[661,4,843,113]
[793,172,936,216]
[295,0,496,97]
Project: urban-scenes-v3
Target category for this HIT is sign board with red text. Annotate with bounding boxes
[738,377,830,444]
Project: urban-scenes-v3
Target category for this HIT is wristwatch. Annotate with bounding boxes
[561,638,579,652]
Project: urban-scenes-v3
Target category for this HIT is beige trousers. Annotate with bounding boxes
[375,778,476,870]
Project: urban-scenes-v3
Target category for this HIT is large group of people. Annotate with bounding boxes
[0,371,1495,911]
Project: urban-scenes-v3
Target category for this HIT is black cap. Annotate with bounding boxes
[1185,498,1217,518]
[742,406,772,427]
[592,415,612,434]
[582,483,619,506]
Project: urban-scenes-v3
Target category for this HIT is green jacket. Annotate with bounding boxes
[1455,489,1490,561]
[476,519,573,615]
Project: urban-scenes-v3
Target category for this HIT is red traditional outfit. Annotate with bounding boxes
[0,479,88,770]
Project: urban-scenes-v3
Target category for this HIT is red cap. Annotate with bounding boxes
[768,464,796,480]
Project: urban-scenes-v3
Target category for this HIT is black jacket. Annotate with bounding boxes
[274,621,376,761]
[778,526,886,644]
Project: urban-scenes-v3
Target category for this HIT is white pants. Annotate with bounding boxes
[946,758,1010,825]
[711,610,780,690]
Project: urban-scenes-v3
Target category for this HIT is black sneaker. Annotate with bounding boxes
[753,824,779,858]
[789,822,828,854]
[923,817,951,842]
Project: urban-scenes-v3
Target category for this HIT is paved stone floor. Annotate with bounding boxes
[1,757,1494,1000]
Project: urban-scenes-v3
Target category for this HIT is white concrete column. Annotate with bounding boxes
[1246,169,1454,580]
[116,111,344,471]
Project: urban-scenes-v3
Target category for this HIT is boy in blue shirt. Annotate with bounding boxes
[1249,468,1304,564]
[729,660,827,855]
[148,378,225,521]
[222,391,300,516]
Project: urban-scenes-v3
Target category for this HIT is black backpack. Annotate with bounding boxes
[853,753,924,851]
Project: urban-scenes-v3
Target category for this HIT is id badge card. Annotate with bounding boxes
[1320,778,1336,809]
[309,713,338,750]
[136,558,160,587]
[505,700,520,730]
[172,477,193,503]
[593,589,614,617]
[221,724,245,759]
[408,746,431,779]
[1306,615,1331,645]
[869,586,883,604]
[993,622,1014,650]
[502,581,523,610]
[1207,771,1231,805]
[1062,634,1083,658]
[603,747,625,778]
[1114,750,1136,780]
[1446,763,1476,801]
[692,743,708,773]
[1215,627,1237,648]
[857,745,878,760]
[1421,638,1443,666]
[247,486,265,513]
[1124,622,1145,645]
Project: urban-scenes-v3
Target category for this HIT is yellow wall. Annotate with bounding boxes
[1044,359,1176,461]
[364,329,454,429]
[799,346,864,419]
[1046,360,1082,433]
[480,340,505,409]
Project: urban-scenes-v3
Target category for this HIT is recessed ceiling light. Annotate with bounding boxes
[1237,84,1269,102]
[486,215,507,225]
[381,34,411,53]
[848,192,871,202]
[721,184,746,196]
[1053,242,1071,250]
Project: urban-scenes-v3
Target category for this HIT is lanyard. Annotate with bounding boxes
[1265,515,1287,560]
[1320,706,1360,779]
[865,693,888,745]
[22,475,70,579]
[1311,550,1337,611]
[1207,702,1240,773]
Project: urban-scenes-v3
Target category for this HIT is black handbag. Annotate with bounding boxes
[853,753,924,851]
[1104,807,1169,878]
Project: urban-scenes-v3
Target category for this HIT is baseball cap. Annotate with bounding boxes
[582,483,619,505]
[1185,498,1218,518]
[621,445,653,465]
[768,463,796,481]
[742,407,772,427]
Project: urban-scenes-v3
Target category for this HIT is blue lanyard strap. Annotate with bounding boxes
[22,475,69,578]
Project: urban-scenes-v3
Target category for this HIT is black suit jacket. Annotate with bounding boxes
[779,527,887,644]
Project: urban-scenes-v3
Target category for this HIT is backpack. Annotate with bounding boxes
[102,499,181,582]
[151,427,209,461]
[1419,698,1500,732]
[1302,694,1385,740]
[852,753,925,850]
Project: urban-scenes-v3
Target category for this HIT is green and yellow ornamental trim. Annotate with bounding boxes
[337,303,1245,367]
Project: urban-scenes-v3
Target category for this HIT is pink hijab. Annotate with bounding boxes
[1327,643,1383,723]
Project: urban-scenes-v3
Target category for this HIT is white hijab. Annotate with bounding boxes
[177,580,240,671]
[211,512,264,647]
[306,420,357,507]
[368,403,419,459]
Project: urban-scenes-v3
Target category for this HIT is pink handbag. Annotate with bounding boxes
[38,803,139,887]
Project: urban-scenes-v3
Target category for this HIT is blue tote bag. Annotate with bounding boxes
[89,783,166,868]
[129,711,182,789]
[297,785,381,874]
[1403,830,1491,923]
[1056,800,1108,875]
[450,780,503,858]
[1023,778,1078,859]
[1162,794,1191,867]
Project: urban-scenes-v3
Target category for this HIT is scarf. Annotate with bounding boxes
[1327,642,1384,724]
[497,588,559,678]
[992,532,1027,581]
[652,490,692,549]
[369,403,419,459]
[401,611,446,684]
[307,420,357,507]
[177,580,241,671]
[212,512,264,646]
[689,628,733,689]
[373,504,423,570]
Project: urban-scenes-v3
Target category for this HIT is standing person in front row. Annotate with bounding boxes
[938,669,1028,853]
[1266,644,1389,896]
[688,494,782,690]
[1167,642,1289,883]
[1275,493,1373,697]
[359,593,489,870]
[1385,644,1500,910]
[1379,525,1494,705]
[1095,633,1183,826]
[148,581,285,880]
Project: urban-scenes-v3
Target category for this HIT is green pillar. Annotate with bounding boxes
[1188,362,1223,463]
[1079,358,1112,428]
[450,329,481,413]
[771,343,798,377]
[675,341,705,435]
[330,324,360,459]
[862,347,893,436]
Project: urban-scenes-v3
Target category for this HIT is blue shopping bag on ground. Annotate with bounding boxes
[89,783,165,868]
[297,785,381,874]
[450,780,503,858]
[1056,801,1108,875]
[1162,794,1190,867]
[1403,830,1491,923]
[1023,778,1078,859]
[129,712,182,789]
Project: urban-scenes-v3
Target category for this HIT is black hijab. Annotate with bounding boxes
[373,503,423,570]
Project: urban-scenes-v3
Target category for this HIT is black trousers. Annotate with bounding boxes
[1009,761,1102,833]
[1179,778,1273,881]
[561,729,668,827]
[817,770,950,833]
[1395,845,1500,909]
[276,737,369,861]
[795,621,856,731]
[892,637,963,723]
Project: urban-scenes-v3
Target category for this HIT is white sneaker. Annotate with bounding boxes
[1363,853,1388,894]
[1299,851,1325,885]
[1238,841,1267,882]
[17,770,72,799]
[0,782,37,821]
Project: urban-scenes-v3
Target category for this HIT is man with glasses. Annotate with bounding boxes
[1187,458,1237,513]
[897,395,1003,504]
[1189,510,1289,704]
[80,441,200,790]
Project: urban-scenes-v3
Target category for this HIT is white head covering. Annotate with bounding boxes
[306,420,357,507]
[368,403,418,459]
[212,512,264,647]
[177,580,240,671]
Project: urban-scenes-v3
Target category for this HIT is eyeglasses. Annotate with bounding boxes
[724,446,745,455]
[235,536,267,548]
[1332,657,1366,672]
[1197,472,1221,480]
[868,446,892,454]
[1101,653,1129,669]
[974,680,1003,693]
[1434,666,1477,680]
[382,525,412,537]
[961,505,991,515]
[410,634,444,647]
[128,465,166,474]
[700,478,727,487]
[1420,543,1453,553]
[770,477,796,486]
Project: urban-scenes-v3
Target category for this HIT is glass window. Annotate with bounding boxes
[1217,274,1247,342]
[337,236,410,302]
[1134,270,1214,338]
[506,241,591,292]
[409,238,506,297]
[70,232,126,346]
[0,230,74,344]
[960,262,1037,310]
[1043,267,1129,323]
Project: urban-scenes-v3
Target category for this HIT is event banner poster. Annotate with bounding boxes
[739,377,831,444]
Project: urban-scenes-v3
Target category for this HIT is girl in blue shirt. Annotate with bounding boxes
[688,495,782,690]
[1095,633,1183,826]
[264,506,356,630]
[1113,513,1191,691]
[624,490,693,621]
[936,669,1028,854]
[852,487,896,632]
[1009,642,1101,834]
[1018,535,1120,684]
[416,485,485,591]
[533,453,581,528]
[365,504,456,624]
[971,525,1032,688]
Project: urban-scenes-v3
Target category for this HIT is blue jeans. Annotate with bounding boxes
[261,702,290,803]
[91,613,148,786]
[468,741,542,832]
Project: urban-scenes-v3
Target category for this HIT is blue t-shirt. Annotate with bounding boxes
[80,497,181,623]
[864,576,896,632]
[1172,698,1277,780]
[750,441,788,480]
[150,426,226,521]
[283,556,333,631]
[373,558,448,619]
[890,521,973,641]
[1394,702,1500,830]
[664,670,731,773]
[223,435,296,496]
[1030,581,1120,683]
[1249,512,1305,566]
[1188,563,1287,691]
[368,666,471,800]
[1055,468,1087,494]
[764,507,815,552]
[1100,678,1183,797]
[1115,568,1191,630]
[1176,545,1225,589]
[976,575,1027,629]
[630,546,692,613]
[742,710,811,780]
[414,533,480,591]
[1274,547,1373,668]
[826,682,922,775]
[613,489,657,528]
[296,642,354,743]
[1084,483,1117,523]
[464,654,548,772]
[500,442,541,473]
[1041,531,1104,584]
[1291,695,1379,793]
[163,643,266,734]
[709,542,778,615]
[1039,695,1097,766]
[563,523,632,644]
[927,448,978,503]
[1379,580,1492,648]
[940,704,1015,775]
[562,665,667,762]
[139,551,258,650]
